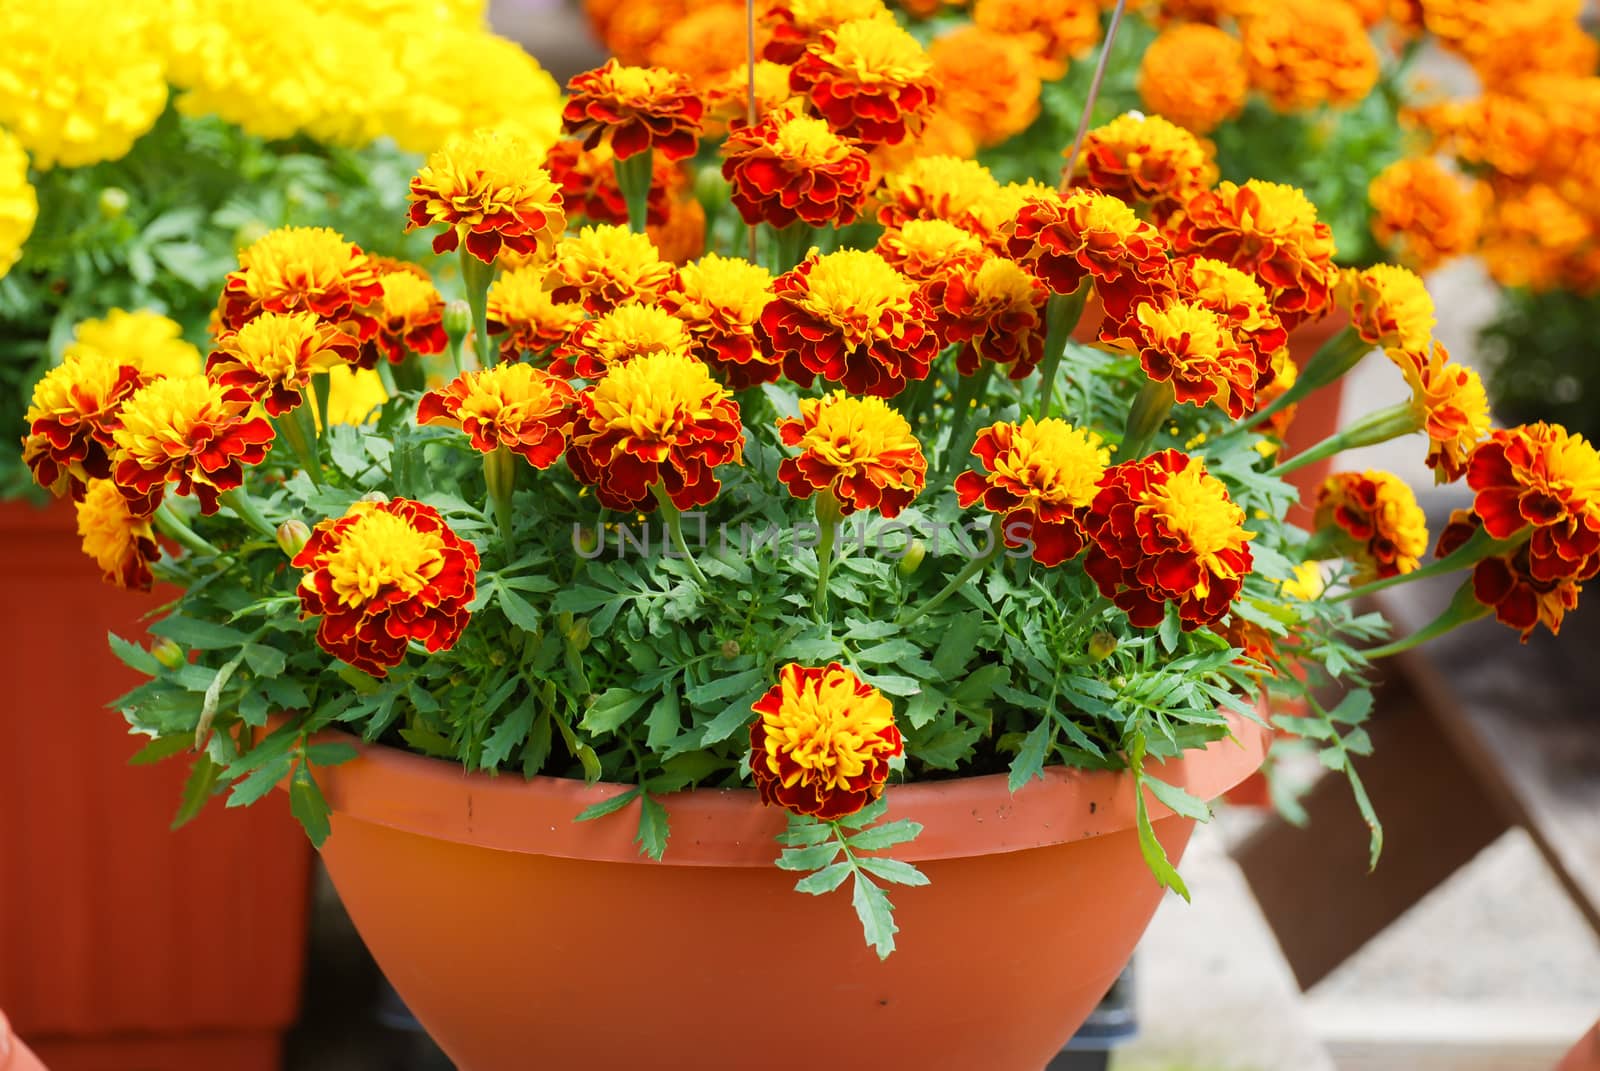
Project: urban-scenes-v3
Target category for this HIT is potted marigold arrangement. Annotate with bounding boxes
[26,8,1600,1069]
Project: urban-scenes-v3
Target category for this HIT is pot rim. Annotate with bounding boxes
[296,711,1269,868]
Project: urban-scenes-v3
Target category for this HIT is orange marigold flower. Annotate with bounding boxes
[874,218,987,281]
[658,254,779,389]
[875,154,1000,230]
[1083,449,1255,629]
[1169,179,1338,330]
[76,478,159,591]
[1436,510,1582,641]
[1070,113,1216,220]
[790,18,938,146]
[645,5,752,86]
[763,0,897,64]
[929,28,1042,148]
[868,107,981,174]
[206,312,361,417]
[1390,340,1490,484]
[1314,470,1428,582]
[1138,24,1248,134]
[418,363,579,467]
[748,661,903,821]
[1412,96,1549,179]
[562,59,704,162]
[1368,157,1484,274]
[956,418,1109,565]
[757,249,938,398]
[21,350,142,497]
[550,303,694,379]
[293,497,481,679]
[721,105,875,229]
[1003,189,1169,309]
[542,137,673,229]
[777,391,926,517]
[111,375,275,516]
[925,257,1050,379]
[406,129,565,266]
[567,350,745,510]
[1339,264,1436,351]
[1479,184,1590,291]
[220,226,384,336]
[1240,0,1380,112]
[486,266,588,362]
[551,224,678,313]
[1466,423,1600,582]
[704,61,800,125]
[1161,256,1288,387]
[972,0,1100,76]
[367,269,448,366]
[1106,298,1259,418]
[647,185,708,266]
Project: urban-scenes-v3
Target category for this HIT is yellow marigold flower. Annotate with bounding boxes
[956,418,1109,565]
[1479,184,1590,291]
[0,1,167,169]
[1314,470,1428,582]
[973,0,1101,76]
[76,478,160,592]
[551,225,677,313]
[703,62,799,125]
[65,310,202,380]
[1465,423,1600,582]
[874,219,987,281]
[1241,0,1379,112]
[658,254,778,390]
[929,28,1043,148]
[383,27,563,152]
[419,363,579,467]
[407,128,566,265]
[111,375,275,516]
[777,392,927,517]
[764,0,898,64]
[925,256,1051,378]
[562,60,705,162]
[875,155,1001,230]
[324,366,388,428]
[487,266,588,362]
[220,226,384,336]
[1114,299,1260,418]
[551,303,694,379]
[790,18,939,146]
[0,129,36,279]
[1368,157,1484,274]
[1391,340,1490,484]
[21,350,143,497]
[1339,265,1436,351]
[720,105,876,229]
[749,662,903,821]
[1280,560,1326,601]
[206,311,362,417]
[1138,24,1248,134]
[958,179,1056,248]
[369,269,448,365]
[1071,113,1215,217]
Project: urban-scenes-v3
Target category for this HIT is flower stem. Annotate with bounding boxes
[813,491,845,624]
[614,148,654,236]
[942,362,997,477]
[276,392,324,487]
[1034,288,1088,419]
[899,528,1003,627]
[1330,524,1525,604]
[483,446,517,554]
[1121,377,1176,461]
[769,222,813,275]
[460,248,496,369]
[653,487,710,587]
[1269,402,1420,477]
[218,488,277,540]
[153,502,220,557]
[1362,580,1490,659]
[1058,0,1131,193]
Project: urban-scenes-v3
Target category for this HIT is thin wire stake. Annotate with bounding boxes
[745,0,760,261]
[1059,0,1129,194]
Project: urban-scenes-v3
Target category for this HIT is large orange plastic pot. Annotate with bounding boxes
[1278,311,1354,529]
[302,713,1268,1071]
[1,1010,47,1071]
[0,500,313,1071]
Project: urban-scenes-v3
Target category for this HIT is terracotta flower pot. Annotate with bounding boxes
[0,1010,47,1071]
[302,714,1268,1071]
[1278,311,1352,529]
[0,500,313,1071]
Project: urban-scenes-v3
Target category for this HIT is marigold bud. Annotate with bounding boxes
[897,538,927,574]
[1087,631,1118,662]
[443,299,472,338]
[150,637,185,669]
[275,518,311,558]
[358,491,389,504]
[721,639,741,659]
[566,617,591,651]
[98,187,129,220]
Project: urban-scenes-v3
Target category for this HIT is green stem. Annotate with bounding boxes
[312,373,331,445]
[1033,288,1087,419]
[813,492,844,624]
[460,248,496,370]
[613,147,654,235]
[1362,580,1490,659]
[1224,326,1373,444]
[483,446,517,553]
[390,355,426,394]
[153,502,220,557]
[769,222,814,275]
[942,362,997,477]
[1269,402,1420,478]
[275,392,324,488]
[218,488,276,540]
[1330,525,1525,604]
[1121,377,1176,461]
[899,530,1003,627]
[653,487,710,587]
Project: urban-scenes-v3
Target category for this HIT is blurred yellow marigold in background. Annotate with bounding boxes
[928,28,1043,148]
[1367,157,1483,274]
[66,310,203,380]
[0,1,168,169]
[0,130,37,280]
[381,28,564,153]
[1138,25,1248,134]
[1240,0,1379,112]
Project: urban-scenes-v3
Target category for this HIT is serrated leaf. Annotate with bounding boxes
[854,639,921,665]
[903,688,944,730]
[304,741,359,766]
[1128,732,1190,901]
[1008,718,1051,792]
[127,734,192,766]
[846,818,923,851]
[1158,604,1181,653]
[777,819,836,846]
[931,613,982,677]
[952,664,1008,706]
[1144,777,1212,821]
[699,695,757,745]
[644,688,682,750]
[171,753,222,829]
[227,750,295,808]
[635,792,670,861]
[852,873,899,960]
[794,861,852,894]
[686,667,765,707]
[573,787,640,822]
[496,582,545,633]
[241,643,286,678]
[776,842,842,871]
[580,688,650,735]
[551,586,617,614]
[856,856,930,887]
[289,762,333,847]
[481,698,536,769]
[109,632,161,675]
[151,616,249,650]
[836,796,888,830]
[1327,689,1375,725]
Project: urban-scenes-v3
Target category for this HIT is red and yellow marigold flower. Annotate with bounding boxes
[219,226,384,337]
[757,249,938,398]
[549,303,694,379]
[1106,298,1260,418]
[789,18,938,146]
[206,312,361,417]
[763,0,897,65]
[1082,450,1255,629]
[1313,470,1429,582]
[1004,189,1169,309]
[958,179,1057,250]
[1367,157,1484,274]
[721,105,876,229]
[1339,264,1436,351]
[972,0,1101,77]
[1138,24,1248,134]
[65,310,202,381]
[1160,256,1288,386]
[1169,180,1338,330]
[75,478,160,591]
[562,59,704,162]
[542,137,672,228]
[418,363,579,468]
[928,28,1043,148]
[293,497,481,679]
[956,418,1109,566]
[1240,0,1380,112]
[1466,423,1600,582]
[875,155,1001,230]
[875,219,987,281]
[366,269,449,366]
[1389,341,1491,484]
[703,61,800,126]
[925,257,1050,379]
[21,350,142,497]
[406,129,566,265]
[486,266,589,361]
[777,392,926,517]
[748,662,903,821]
[567,351,745,511]
[658,254,779,389]
[1071,113,1215,218]
[551,224,678,312]
[1436,510,1582,640]
[111,375,275,516]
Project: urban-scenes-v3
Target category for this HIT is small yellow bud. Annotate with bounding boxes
[897,538,927,575]
[1087,632,1118,662]
[275,518,311,558]
[150,638,185,669]
[443,299,472,337]
[98,187,130,220]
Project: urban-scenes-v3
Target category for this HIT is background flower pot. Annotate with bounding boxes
[301,714,1268,1071]
[1278,311,1352,529]
[1,1010,47,1071]
[0,500,313,1071]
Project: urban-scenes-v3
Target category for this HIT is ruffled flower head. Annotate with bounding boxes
[562,59,704,161]
[1340,265,1436,351]
[1071,113,1215,218]
[1391,340,1490,484]
[1161,256,1288,385]
[658,254,779,389]
[789,18,938,146]
[1367,157,1483,274]
[21,350,143,497]
[567,351,745,511]
[757,249,938,398]
[1138,25,1248,134]
[1083,449,1255,629]
[294,498,481,678]
[1466,423,1600,583]
[542,137,672,228]
[925,257,1050,379]
[749,662,903,820]
[763,0,897,64]
[875,155,1001,230]
[1478,185,1589,292]
[65,310,202,380]
[552,225,678,312]
[220,226,384,337]
[1436,510,1582,641]
[206,312,361,417]
[550,303,694,379]
[418,364,579,467]
[486,266,588,361]
[875,219,987,281]
[111,375,275,516]
[1241,0,1380,111]
[777,392,927,517]
[972,0,1101,76]
[75,478,160,592]
[1108,299,1260,418]
[958,179,1057,249]
[1313,471,1427,582]
[1003,189,1169,308]
[704,61,802,125]
[928,28,1043,148]
[956,418,1110,565]
[368,268,449,365]
[0,129,35,280]
[721,105,876,229]
[407,128,566,265]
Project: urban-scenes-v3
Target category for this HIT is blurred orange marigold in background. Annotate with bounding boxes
[1138,25,1248,134]
[1240,0,1379,112]
[789,18,938,146]
[763,0,897,64]
[928,28,1043,148]
[972,0,1101,77]
[1367,157,1483,274]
